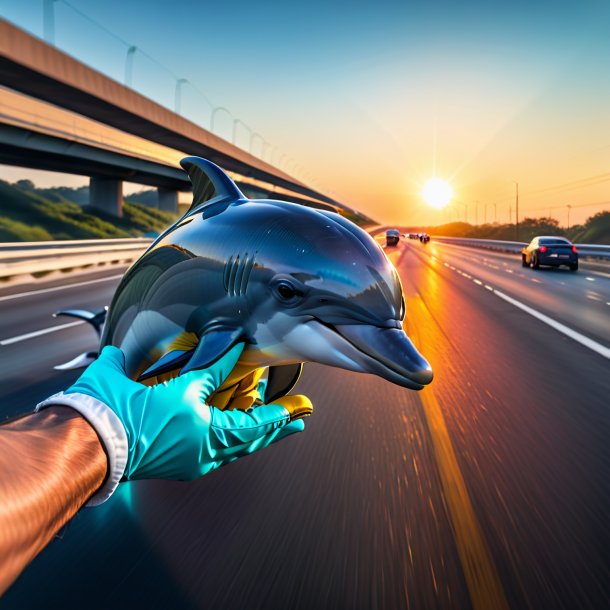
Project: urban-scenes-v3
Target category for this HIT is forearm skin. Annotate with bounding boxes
[0,407,106,595]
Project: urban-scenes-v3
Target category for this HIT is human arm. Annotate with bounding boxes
[0,344,311,594]
[0,407,106,594]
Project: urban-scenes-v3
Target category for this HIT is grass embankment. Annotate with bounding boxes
[0,180,179,241]
[405,212,610,245]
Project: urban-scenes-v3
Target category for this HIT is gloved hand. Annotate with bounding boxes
[37,344,311,506]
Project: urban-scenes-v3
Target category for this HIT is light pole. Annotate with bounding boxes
[232,118,251,146]
[511,180,519,240]
[493,203,497,223]
[455,201,468,222]
[43,0,58,45]
[567,204,572,231]
[262,141,274,161]
[210,107,232,133]
[249,132,265,156]
[124,46,137,87]
[174,78,188,114]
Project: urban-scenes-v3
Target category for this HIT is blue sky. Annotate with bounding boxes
[2,0,609,225]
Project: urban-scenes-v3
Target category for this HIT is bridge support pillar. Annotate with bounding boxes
[89,176,123,217]
[158,188,178,213]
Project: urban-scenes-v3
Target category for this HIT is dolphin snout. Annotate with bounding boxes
[334,324,433,389]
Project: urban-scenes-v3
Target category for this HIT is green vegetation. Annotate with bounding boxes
[406,211,610,244]
[0,180,179,241]
[1,178,606,243]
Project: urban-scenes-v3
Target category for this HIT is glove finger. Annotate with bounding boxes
[210,403,292,447]
[216,419,305,466]
[66,345,141,396]
[266,394,313,421]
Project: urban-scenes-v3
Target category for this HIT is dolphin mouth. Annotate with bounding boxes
[310,319,433,390]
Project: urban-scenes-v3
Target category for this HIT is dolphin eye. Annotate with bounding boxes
[278,283,296,299]
[272,280,303,304]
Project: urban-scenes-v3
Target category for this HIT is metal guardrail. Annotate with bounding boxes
[431,236,610,260]
[0,238,153,278]
[1,234,608,280]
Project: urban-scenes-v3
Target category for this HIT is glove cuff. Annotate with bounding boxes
[36,391,128,506]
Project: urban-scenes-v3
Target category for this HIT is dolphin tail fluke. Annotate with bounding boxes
[265,363,304,403]
[54,351,98,371]
[54,307,108,338]
[52,307,107,370]
[180,157,245,214]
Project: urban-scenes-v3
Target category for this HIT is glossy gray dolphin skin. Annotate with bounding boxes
[100,157,433,401]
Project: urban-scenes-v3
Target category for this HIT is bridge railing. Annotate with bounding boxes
[0,238,152,279]
[431,236,610,260]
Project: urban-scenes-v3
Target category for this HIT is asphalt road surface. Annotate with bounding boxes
[0,240,609,610]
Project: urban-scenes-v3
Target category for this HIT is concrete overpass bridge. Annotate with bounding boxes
[0,19,360,219]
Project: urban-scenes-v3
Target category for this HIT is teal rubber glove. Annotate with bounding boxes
[36,344,306,505]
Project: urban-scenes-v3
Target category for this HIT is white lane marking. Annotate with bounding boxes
[493,290,610,360]
[585,277,595,282]
[531,278,541,283]
[462,273,472,279]
[590,270,610,279]
[474,279,483,286]
[484,284,493,291]
[0,321,84,346]
[0,274,123,302]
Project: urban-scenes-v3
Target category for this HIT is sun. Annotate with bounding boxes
[421,178,453,209]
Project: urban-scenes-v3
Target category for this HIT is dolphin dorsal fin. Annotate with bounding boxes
[180,156,245,213]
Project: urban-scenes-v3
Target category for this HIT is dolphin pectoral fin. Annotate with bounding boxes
[138,349,194,381]
[54,307,108,338]
[179,328,244,375]
[264,363,304,403]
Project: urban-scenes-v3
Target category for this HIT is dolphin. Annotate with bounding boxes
[83,156,432,402]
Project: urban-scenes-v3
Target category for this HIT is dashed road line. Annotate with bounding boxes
[493,290,610,360]
[0,274,123,302]
[0,321,85,346]
[426,249,610,360]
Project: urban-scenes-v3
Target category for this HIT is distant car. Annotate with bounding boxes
[386,229,400,247]
[419,233,430,244]
[408,233,419,240]
[521,236,578,271]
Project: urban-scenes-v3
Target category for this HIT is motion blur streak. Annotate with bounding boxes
[413,317,509,610]
[386,247,509,610]
[1,239,609,609]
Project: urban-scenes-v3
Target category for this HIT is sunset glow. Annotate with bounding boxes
[422,178,453,209]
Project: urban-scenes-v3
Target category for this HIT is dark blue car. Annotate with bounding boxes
[521,236,578,271]
[385,229,400,247]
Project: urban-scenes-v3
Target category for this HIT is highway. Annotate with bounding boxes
[0,239,609,609]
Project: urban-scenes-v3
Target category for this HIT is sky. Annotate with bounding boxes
[1,0,610,226]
